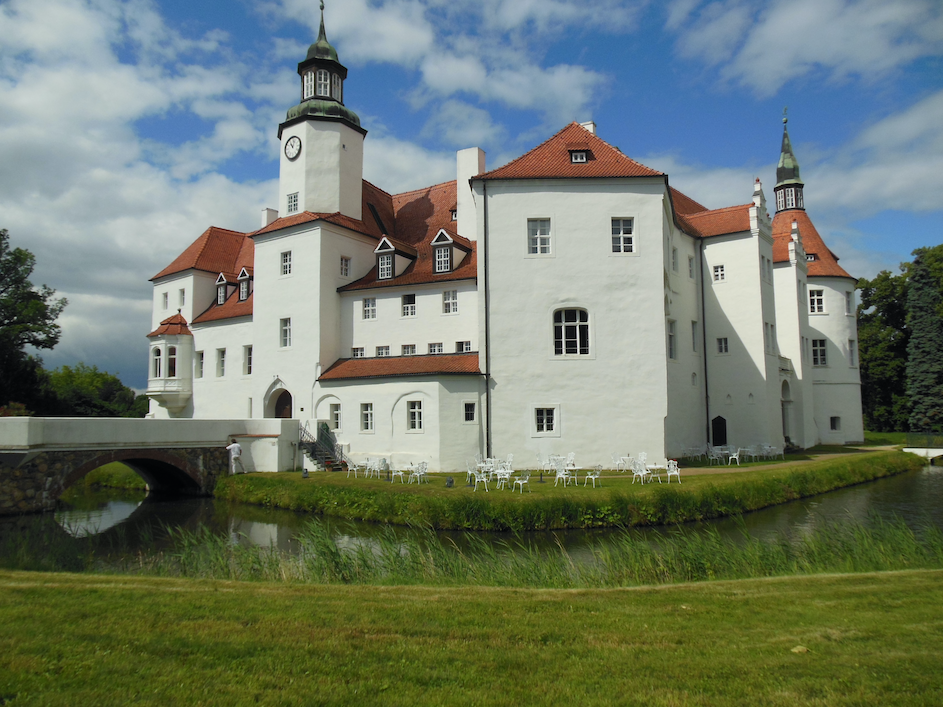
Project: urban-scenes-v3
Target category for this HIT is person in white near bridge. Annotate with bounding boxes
[226,438,246,475]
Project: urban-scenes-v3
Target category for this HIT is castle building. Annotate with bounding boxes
[146,12,863,470]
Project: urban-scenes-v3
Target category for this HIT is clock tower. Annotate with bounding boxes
[277,2,366,220]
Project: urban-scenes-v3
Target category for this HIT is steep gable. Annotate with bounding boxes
[772,210,853,279]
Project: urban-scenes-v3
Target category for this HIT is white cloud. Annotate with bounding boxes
[363,132,455,193]
[422,99,506,148]
[668,0,943,96]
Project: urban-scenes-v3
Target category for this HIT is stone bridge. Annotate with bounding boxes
[0,418,300,515]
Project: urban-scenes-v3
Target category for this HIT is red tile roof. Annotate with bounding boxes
[670,187,708,215]
[151,226,249,281]
[193,292,253,324]
[477,123,664,181]
[677,203,752,238]
[319,353,481,381]
[772,210,854,279]
[146,312,192,338]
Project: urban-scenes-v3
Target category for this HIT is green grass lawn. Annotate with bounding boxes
[1,568,941,706]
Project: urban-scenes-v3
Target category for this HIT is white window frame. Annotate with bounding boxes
[303,71,315,100]
[167,346,177,378]
[361,403,374,432]
[688,256,695,279]
[456,341,472,353]
[776,190,785,211]
[316,69,330,97]
[428,343,443,354]
[402,294,416,318]
[330,403,341,431]
[717,337,729,355]
[527,218,551,255]
[611,218,634,254]
[152,348,162,378]
[239,280,249,301]
[533,406,561,437]
[217,285,226,305]
[217,348,226,377]
[340,256,351,278]
[443,290,458,314]
[287,192,299,214]
[785,188,796,209]
[376,346,390,357]
[812,339,827,366]
[845,291,854,315]
[331,73,342,101]
[463,401,477,424]
[553,308,590,356]
[570,151,587,163]
[407,400,423,432]
[402,344,416,356]
[161,292,169,310]
[713,264,725,282]
[244,345,253,375]
[178,289,185,307]
[351,347,364,358]
[434,246,451,273]
[362,298,376,320]
[281,251,292,276]
[671,247,679,272]
[195,351,204,379]
[280,318,292,348]
[667,320,677,360]
[378,253,393,280]
[809,289,825,314]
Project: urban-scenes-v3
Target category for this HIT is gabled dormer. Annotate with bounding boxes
[374,236,416,280]
[215,273,233,305]
[431,229,471,273]
[237,267,253,301]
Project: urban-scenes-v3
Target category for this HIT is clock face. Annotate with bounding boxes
[284,136,302,160]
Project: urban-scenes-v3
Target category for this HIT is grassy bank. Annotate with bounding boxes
[214,450,923,531]
[66,462,146,492]
[2,568,941,706]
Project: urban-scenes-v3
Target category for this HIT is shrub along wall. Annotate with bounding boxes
[213,451,924,531]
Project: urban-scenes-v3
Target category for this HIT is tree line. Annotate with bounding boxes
[858,244,943,434]
[0,229,147,417]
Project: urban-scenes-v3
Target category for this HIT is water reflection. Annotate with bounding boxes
[3,464,939,570]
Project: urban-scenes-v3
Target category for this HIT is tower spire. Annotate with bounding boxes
[774,108,805,212]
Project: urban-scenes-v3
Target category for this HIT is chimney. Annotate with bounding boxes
[456,147,485,241]
[261,208,278,228]
[580,121,596,134]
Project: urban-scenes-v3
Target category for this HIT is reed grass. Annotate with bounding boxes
[214,450,923,530]
[103,514,943,589]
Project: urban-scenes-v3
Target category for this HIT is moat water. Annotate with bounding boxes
[1,463,940,569]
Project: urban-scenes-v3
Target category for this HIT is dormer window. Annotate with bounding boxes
[217,285,226,305]
[316,69,330,97]
[570,151,587,163]
[450,210,457,221]
[378,253,393,280]
[807,253,817,261]
[434,246,451,273]
[303,71,315,100]
[239,280,249,301]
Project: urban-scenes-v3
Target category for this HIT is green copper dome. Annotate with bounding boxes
[286,98,361,127]
[306,5,338,63]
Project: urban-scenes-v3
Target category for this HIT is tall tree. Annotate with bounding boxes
[0,229,67,411]
[906,248,943,433]
[47,363,148,418]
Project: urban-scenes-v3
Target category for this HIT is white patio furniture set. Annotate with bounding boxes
[611,452,681,484]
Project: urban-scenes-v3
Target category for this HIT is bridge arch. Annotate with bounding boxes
[65,449,205,495]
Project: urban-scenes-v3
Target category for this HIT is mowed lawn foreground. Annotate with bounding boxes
[1,569,941,706]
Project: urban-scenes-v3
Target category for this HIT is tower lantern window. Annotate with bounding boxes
[303,71,315,100]
[332,74,342,101]
[316,70,330,97]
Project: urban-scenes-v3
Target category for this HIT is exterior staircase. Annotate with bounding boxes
[300,422,347,472]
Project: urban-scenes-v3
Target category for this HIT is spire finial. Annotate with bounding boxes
[320,1,325,11]
[782,106,788,125]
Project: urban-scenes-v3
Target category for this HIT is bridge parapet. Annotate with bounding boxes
[0,418,301,516]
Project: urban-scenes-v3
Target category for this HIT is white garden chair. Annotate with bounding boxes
[513,472,531,493]
[666,459,681,483]
[611,454,627,473]
[473,469,490,492]
[727,448,744,466]
[391,466,406,483]
[552,457,573,487]
[707,447,725,465]
[584,466,602,488]
[631,459,649,484]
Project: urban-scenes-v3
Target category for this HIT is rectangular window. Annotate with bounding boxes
[443,290,458,314]
[287,192,299,214]
[428,343,443,354]
[330,403,341,430]
[528,218,551,254]
[195,351,204,378]
[217,286,226,305]
[361,403,373,432]
[691,321,698,352]
[535,408,555,433]
[830,416,841,431]
[340,256,350,277]
[167,346,177,378]
[611,218,634,253]
[362,298,376,320]
[378,253,393,279]
[402,344,416,356]
[849,339,857,366]
[162,292,168,310]
[217,349,226,377]
[244,345,253,375]
[376,346,390,357]
[464,402,476,422]
[776,190,785,211]
[667,320,677,360]
[178,289,185,307]
[281,251,292,276]
[456,341,472,353]
[435,247,451,273]
[672,247,678,272]
[570,151,587,163]
[316,69,330,97]
[812,339,827,366]
[408,400,423,431]
[845,291,853,315]
[303,71,314,100]
[554,309,590,356]
[351,347,364,358]
[280,318,291,348]
[785,188,796,209]
[717,337,729,354]
[809,289,825,313]
[688,256,695,279]
[239,280,249,301]
[402,294,416,317]
[332,73,342,101]
[713,264,725,282]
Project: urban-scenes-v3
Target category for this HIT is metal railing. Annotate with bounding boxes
[906,432,943,449]
[299,421,345,470]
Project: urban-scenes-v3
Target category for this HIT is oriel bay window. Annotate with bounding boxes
[167,347,177,377]
[553,309,589,356]
[152,348,162,378]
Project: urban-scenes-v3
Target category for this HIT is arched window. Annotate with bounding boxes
[152,348,162,378]
[553,309,589,355]
[168,346,177,378]
[316,69,330,97]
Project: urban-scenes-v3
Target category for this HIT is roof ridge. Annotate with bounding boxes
[686,203,753,217]
[478,123,576,177]
[363,179,392,197]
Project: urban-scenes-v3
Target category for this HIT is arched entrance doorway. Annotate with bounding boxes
[275,390,293,418]
[781,380,792,444]
[711,416,727,446]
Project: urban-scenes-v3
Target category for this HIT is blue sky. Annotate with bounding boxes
[1,0,941,390]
